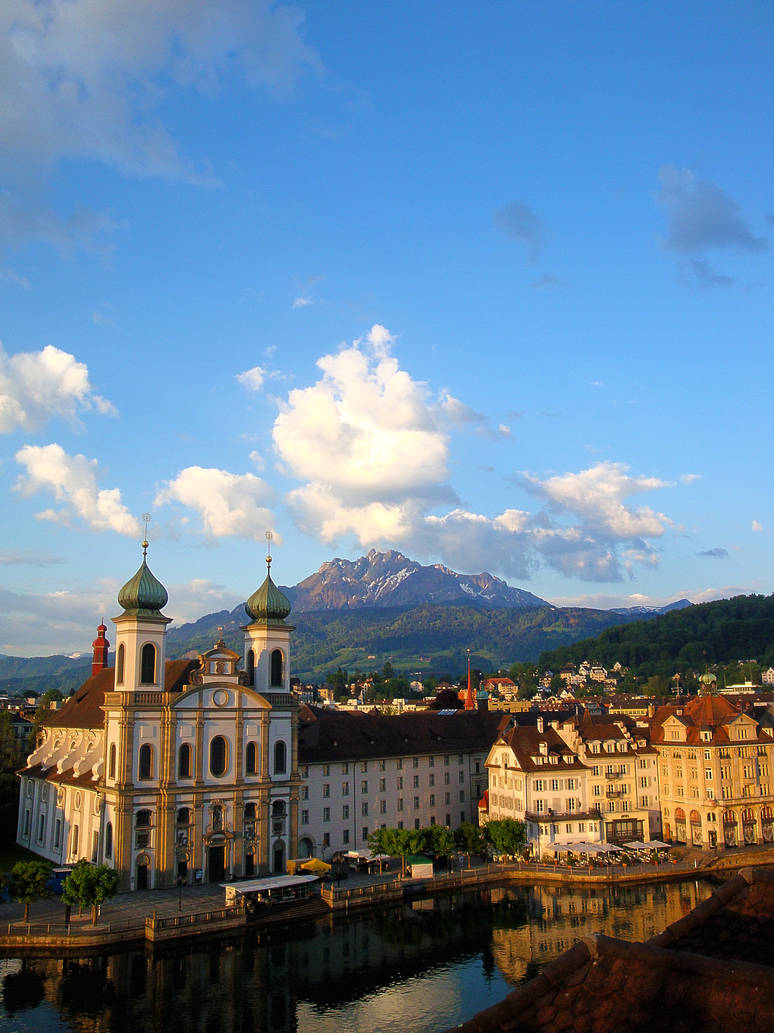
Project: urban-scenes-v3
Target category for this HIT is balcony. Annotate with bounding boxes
[606,789,624,798]
[525,808,602,823]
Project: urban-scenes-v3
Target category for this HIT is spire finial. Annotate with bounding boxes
[265,529,273,573]
[142,512,152,557]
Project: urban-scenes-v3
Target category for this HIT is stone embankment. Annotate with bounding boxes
[3,843,773,954]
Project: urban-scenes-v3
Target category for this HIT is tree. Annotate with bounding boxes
[61,860,120,925]
[455,822,485,867]
[8,859,53,923]
[426,824,456,866]
[367,826,413,875]
[483,819,526,859]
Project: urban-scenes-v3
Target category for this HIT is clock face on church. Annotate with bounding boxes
[213,689,230,707]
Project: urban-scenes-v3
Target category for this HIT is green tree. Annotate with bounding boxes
[455,822,485,867]
[368,826,414,875]
[426,824,456,866]
[8,859,53,923]
[483,819,526,859]
[61,860,120,925]
[0,711,27,807]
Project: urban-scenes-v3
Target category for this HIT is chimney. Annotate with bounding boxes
[537,716,544,734]
[91,621,110,676]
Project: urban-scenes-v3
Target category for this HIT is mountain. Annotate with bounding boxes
[610,598,692,616]
[283,549,549,611]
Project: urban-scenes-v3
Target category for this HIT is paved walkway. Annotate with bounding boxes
[2,844,773,937]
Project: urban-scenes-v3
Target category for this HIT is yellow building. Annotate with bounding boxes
[651,688,774,850]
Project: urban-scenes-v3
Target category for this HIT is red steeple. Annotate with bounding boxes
[91,621,110,676]
[464,648,475,710]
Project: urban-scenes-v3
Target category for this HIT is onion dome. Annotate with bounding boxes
[118,540,168,616]
[245,556,291,623]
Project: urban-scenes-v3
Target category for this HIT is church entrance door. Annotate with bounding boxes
[208,845,225,882]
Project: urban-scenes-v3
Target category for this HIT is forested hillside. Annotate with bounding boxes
[538,594,774,679]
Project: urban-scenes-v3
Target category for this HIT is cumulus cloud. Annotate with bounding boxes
[697,548,728,559]
[657,167,767,254]
[0,191,122,256]
[272,329,676,584]
[494,201,543,259]
[155,465,275,539]
[236,365,266,392]
[0,0,319,184]
[752,520,763,532]
[292,295,313,309]
[680,472,701,484]
[15,443,140,535]
[0,342,116,432]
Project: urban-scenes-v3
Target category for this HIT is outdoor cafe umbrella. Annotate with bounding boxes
[300,857,331,874]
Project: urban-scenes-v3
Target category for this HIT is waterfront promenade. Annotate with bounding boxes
[3,842,774,953]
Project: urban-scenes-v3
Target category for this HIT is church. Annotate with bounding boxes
[16,540,300,890]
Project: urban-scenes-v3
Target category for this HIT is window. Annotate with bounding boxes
[360,761,368,772]
[362,827,368,841]
[274,740,287,774]
[139,743,153,780]
[323,808,330,822]
[177,807,190,825]
[140,643,156,684]
[444,772,450,785]
[380,800,387,814]
[361,780,368,794]
[54,818,62,849]
[71,824,79,856]
[459,790,465,802]
[323,784,330,798]
[301,786,309,800]
[301,810,309,825]
[397,777,404,790]
[430,794,435,806]
[397,759,403,770]
[323,833,330,848]
[247,649,255,685]
[323,764,330,776]
[444,755,450,766]
[413,775,420,789]
[379,760,386,771]
[342,805,349,820]
[379,778,386,792]
[38,813,46,842]
[429,774,435,786]
[341,762,348,774]
[342,830,350,844]
[212,805,223,831]
[535,779,544,791]
[551,779,560,791]
[210,736,227,777]
[105,821,113,859]
[361,803,368,817]
[445,792,450,804]
[459,771,464,783]
[178,743,192,778]
[270,649,283,686]
[116,643,125,684]
[414,796,420,810]
[397,798,404,812]
[109,743,116,779]
[413,757,419,768]
[246,742,257,775]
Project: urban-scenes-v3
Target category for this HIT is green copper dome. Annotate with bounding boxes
[245,560,291,623]
[118,542,168,616]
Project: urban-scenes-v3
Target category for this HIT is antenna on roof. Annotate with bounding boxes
[265,529,273,574]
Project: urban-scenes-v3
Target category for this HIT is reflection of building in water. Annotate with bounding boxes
[489,881,711,986]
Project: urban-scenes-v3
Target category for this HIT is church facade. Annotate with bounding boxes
[17,543,300,890]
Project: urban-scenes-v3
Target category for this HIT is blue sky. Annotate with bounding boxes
[1,1,771,656]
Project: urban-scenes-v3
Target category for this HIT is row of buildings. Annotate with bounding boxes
[15,544,774,888]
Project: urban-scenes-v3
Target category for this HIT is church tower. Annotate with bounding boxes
[112,538,171,693]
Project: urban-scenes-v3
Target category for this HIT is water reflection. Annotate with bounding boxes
[0,879,712,1033]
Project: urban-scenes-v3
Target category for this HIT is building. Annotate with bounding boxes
[17,543,300,889]
[650,682,774,849]
[296,704,502,858]
[482,717,602,857]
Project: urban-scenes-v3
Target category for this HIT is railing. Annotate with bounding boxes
[134,692,163,705]
[146,905,242,932]
[5,917,141,937]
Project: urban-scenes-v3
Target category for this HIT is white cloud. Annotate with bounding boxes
[524,462,671,540]
[165,579,243,626]
[272,329,678,584]
[236,365,266,392]
[752,520,763,532]
[0,0,319,184]
[680,472,701,483]
[273,325,449,503]
[15,443,140,535]
[0,342,116,432]
[155,465,275,540]
[292,295,313,309]
[657,166,767,254]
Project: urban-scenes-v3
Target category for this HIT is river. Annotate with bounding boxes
[0,878,713,1033]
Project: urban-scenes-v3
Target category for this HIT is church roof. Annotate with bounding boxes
[40,658,199,729]
[117,542,168,616]
[244,563,292,624]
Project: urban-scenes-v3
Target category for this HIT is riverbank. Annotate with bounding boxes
[2,842,773,954]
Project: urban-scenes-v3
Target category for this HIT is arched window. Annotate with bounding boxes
[71,824,79,856]
[176,807,190,826]
[138,744,153,780]
[274,740,286,775]
[136,810,152,827]
[178,743,192,778]
[247,649,255,686]
[140,643,156,684]
[210,736,227,777]
[109,743,116,779]
[271,649,283,687]
[272,800,286,818]
[246,741,257,775]
[116,643,125,684]
[244,802,256,820]
[105,822,113,859]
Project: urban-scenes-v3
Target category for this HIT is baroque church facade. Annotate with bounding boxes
[17,542,300,890]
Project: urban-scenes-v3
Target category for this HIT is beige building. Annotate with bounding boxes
[651,689,774,850]
[17,544,299,889]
